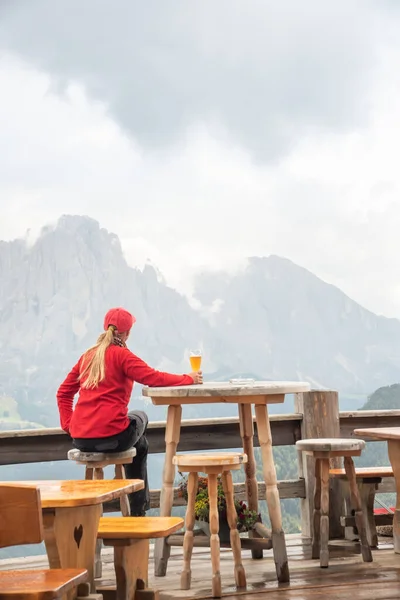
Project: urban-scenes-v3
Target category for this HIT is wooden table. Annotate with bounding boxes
[353,427,400,553]
[142,380,310,583]
[1,479,144,599]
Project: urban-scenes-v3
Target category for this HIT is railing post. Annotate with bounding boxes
[295,390,343,540]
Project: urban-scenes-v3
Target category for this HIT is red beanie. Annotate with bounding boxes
[103,307,136,332]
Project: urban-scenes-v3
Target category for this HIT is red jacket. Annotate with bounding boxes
[57,345,193,438]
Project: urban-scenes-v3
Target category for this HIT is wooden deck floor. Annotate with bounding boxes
[1,535,399,599]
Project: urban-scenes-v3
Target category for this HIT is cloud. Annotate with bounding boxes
[1,49,400,320]
[0,2,400,320]
[0,0,390,160]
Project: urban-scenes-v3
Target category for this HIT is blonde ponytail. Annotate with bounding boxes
[79,326,115,389]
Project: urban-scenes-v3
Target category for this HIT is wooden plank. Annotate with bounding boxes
[98,516,184,539]
[166,533,273,550]
[354,427,400,441]
[0,484,43,548]
[3,534,400,600]
[330,467,393,479]
[341,514,393,527]
[142,381,311,398]
[3,409,400,466]
[0,415,302,466]
[0,479,144,508]
[103,478,306,512]
[340,411,400,438]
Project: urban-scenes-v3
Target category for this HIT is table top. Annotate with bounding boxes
[0,479,144,508]
[354,427,400,441]
[142,380,310,405]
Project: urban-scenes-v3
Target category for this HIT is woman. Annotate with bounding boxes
[57,307,202,516]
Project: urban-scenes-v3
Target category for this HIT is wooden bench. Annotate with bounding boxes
[330,466,394,547]
[0,484,88,600]
[97,516,184,600]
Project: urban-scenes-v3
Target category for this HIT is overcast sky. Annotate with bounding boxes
[0,0,400,317]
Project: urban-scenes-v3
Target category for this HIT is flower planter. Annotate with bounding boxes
[196,518,232,544]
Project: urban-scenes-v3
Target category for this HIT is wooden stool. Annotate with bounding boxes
[68,447,136,580]
[68,448,136,517]
[296,438,373,567]
[173,452,248,599]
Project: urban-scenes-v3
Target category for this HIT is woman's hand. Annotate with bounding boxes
[190,371,203,384]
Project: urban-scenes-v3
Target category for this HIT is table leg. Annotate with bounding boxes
[154,403,182,577]
[43,504,102,600]
[388,440,400,553]
[359,482,379,548]
[238,403,263,560]
[343,457,372,563]
[254,403,289,583]
[312,458,321,559]
[319,458,330,568]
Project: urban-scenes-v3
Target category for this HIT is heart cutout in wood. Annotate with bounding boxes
[74,524,83,549]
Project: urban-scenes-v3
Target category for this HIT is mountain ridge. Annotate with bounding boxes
[1,214,400,427]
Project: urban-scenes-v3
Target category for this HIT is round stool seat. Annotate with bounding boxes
[173,452,247,469]
[67,448,136,463]
[296,438,365,453]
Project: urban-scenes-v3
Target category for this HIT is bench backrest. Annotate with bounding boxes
[0,485,43,548]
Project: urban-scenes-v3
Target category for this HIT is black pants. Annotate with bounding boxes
[72,410,150,516]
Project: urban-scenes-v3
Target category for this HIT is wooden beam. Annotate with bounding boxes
[341,514,393,527]
[340,410,400,439]
[295,390,343,539]
[1,409,399,467]
[0,414,302,466]
[103,478,306,513]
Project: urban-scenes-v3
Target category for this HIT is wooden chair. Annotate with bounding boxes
[173,452,248,599]
[330,466,394,547]
[0,484,87,600]
[97,516,184,600]
[296,438,373,567]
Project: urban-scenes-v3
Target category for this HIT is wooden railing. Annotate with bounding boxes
[1,391,399,538]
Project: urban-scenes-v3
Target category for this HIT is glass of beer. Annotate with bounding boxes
[189,349,202,372]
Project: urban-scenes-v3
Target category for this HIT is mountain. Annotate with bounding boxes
[1,214,400,428]
[194,257,400,394]
[361,383,400,410]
